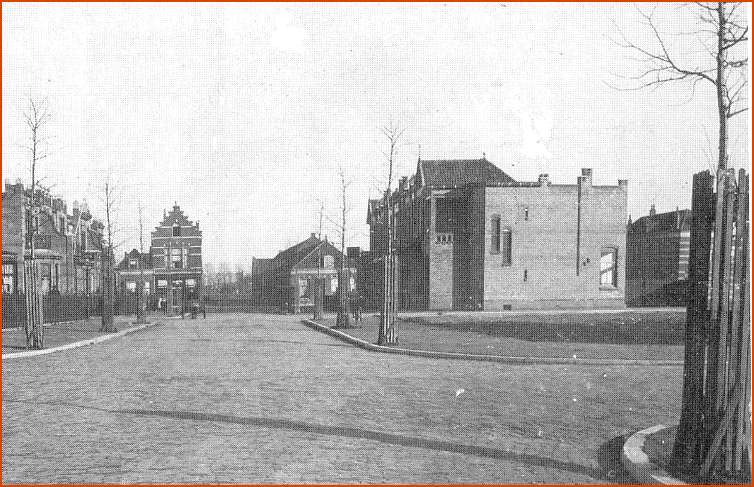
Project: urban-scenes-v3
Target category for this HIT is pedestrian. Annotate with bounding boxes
[201,302,207,319]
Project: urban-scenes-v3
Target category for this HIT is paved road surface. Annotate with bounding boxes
[2,313,683,483]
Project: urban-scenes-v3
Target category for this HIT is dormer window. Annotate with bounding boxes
[172,224,181,237]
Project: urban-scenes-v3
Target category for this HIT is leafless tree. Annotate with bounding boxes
[334,167,354,328]
[97,178,122,332]
[135,203,148,324]
[313,203,324,321]
[21,98,51,349]
[614,3,748,171]
[377,121,404,345]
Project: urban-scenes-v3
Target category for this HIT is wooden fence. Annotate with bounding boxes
[674,168,751,480]
[2,292,103,328]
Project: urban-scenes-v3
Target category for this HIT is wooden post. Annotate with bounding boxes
[726,171,748,471]
[674,171,715,466]
[705,168,730,453]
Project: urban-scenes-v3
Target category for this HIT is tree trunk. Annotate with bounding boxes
[313,277,323,321]
[100,249,117,332]
[335,267,352,328]
[716,3,729,171]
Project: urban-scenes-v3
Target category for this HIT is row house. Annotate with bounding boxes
[2,181,104,298]
[115,204,203,316]
[366,157,628,311]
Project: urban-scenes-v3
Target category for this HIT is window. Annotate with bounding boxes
[523,269,528,282]
[600,247,618,287]
[126,281,137,292]
[171,248,182,269]
[491,216,501,254]
[435,198,456,233]
[53,263,60,291]
[172,225,181,237]
[80,230,87,251]
[524,207,529,221]
[298,278,309,298]
[129,259,137,267]
[40,263,51,294]
[186,278,196,288]
[3,264,16,293]
[157,279,168,288]
[323,255,334,268]
[501,228,512,266]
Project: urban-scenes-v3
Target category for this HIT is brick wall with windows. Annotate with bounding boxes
[483,171,626,310]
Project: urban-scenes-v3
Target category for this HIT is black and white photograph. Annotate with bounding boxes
[1,2,751,483]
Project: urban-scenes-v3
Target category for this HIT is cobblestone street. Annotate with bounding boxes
[2,313,683,483]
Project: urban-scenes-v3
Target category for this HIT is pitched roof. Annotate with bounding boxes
[630,209,692,233]
[419,158,517,188]
[273,234,321,266]
[116,249,152,270]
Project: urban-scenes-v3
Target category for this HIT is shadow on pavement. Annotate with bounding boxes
[121,408,605,481]
[7,398,621,482]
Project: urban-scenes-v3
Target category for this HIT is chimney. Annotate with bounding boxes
[311,232,317,240]
[650,204,656,217]
[538,174,551,186]
[618,179,628,190]
[580,168,592,186]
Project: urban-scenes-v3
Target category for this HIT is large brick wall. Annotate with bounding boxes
[481,173,627,310]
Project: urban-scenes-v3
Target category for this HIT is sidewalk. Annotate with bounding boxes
[2,316,134,352]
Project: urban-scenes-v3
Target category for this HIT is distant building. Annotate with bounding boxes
[115,249,154,314]
[366,157,628,310]
[625,205,691,307]
[251,234,355,313]
[150,204,203,315]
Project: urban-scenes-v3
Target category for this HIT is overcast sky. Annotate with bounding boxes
[3,3,750,270]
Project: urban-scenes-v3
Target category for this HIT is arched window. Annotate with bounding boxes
[491,216,501,254]
[501,228,512,266]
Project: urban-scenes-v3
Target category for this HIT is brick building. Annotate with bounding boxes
[2,181,104,296]
[625,205,691,307]
[251,234,355,313]
[2,181,105,325]
[115,249,154,314]
[146,204,203,315]
[366,157,628,310]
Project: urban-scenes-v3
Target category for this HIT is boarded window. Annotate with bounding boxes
[600,247,618,287]
[491,216,501,254]
[501,229,512,266]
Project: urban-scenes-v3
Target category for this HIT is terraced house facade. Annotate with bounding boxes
[367,157,628,311]
[150,204,203,315]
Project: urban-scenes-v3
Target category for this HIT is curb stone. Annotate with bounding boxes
[621,424,686,485]
[2,322,161,360]
[301,319,685,366]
